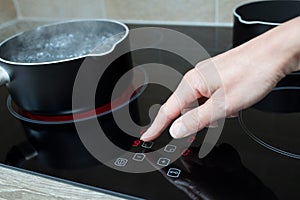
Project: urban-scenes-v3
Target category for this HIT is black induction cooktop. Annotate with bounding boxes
[0,25,300,200]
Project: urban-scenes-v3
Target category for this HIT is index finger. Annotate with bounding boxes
[140,69,206,141]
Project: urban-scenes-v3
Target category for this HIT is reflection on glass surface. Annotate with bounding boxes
[151,144,278,200]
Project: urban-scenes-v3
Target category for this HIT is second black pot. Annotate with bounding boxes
[233,0,300,47]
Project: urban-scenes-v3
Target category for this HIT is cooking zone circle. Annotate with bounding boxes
[239,93,300,160]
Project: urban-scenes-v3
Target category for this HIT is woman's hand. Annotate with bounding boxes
[141,17,300,141]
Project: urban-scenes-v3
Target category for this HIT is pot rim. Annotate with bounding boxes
[0,19,129,66]
[233,0,299,26]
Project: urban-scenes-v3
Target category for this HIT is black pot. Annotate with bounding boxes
[0,19,132,115]
[233,0,300,47]
[233,1,300,113]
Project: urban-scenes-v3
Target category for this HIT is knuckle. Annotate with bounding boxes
[224,102,234,116]
[183,70,195,82]
[210,91,228,118]
[184,69,210,98]
[159,104,176,121]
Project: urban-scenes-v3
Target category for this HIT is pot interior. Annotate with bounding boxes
[0,20,127,64]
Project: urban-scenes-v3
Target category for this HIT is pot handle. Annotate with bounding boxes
[0,66,10,86]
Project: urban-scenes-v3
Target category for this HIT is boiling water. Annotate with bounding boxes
[10,32,125,63]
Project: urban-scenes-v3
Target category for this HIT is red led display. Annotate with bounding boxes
[132,139,142,147]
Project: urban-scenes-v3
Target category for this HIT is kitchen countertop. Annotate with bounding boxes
[0,20,232,200]
[0,165,124,200]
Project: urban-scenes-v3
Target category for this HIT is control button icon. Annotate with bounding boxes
[141,141,154,149]
[157,158,170,167]
[164,145,177,153]
[133,153,145,162]
[114,158,128,167]
[167,168,181,178]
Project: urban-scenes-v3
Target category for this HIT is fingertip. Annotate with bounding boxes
[169,120,189,139]
[140,129,159,142]
[140,134,152,142]
[140,133,151,142]
[169,122,181,139]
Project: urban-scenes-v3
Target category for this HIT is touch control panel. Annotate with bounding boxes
[111,132,204,179]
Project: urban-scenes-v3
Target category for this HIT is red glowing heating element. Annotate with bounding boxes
[18,84,138,123]
[181,148,191,157]
[132,140,142,147]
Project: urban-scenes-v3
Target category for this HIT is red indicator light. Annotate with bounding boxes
[132,140,141,147]
[181,148,191,157]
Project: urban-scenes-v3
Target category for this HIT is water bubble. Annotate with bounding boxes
[11,32,125,63]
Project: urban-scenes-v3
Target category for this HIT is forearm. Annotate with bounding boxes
[265,16,300,74]
[230,16,300,80]
[288,17,300,72]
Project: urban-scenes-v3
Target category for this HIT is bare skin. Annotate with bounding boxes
[141,17,300,141]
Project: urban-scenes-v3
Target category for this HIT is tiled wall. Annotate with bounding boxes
[0,0,16,25]
[2,0,259,26]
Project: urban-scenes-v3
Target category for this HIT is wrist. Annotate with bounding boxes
[270,17,300,75]
[244,16,300,78]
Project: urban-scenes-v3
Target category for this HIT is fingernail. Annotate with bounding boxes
[169,122,188,139]
[140,130,152,141]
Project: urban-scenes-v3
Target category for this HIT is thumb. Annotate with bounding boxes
[169,98,224,138]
